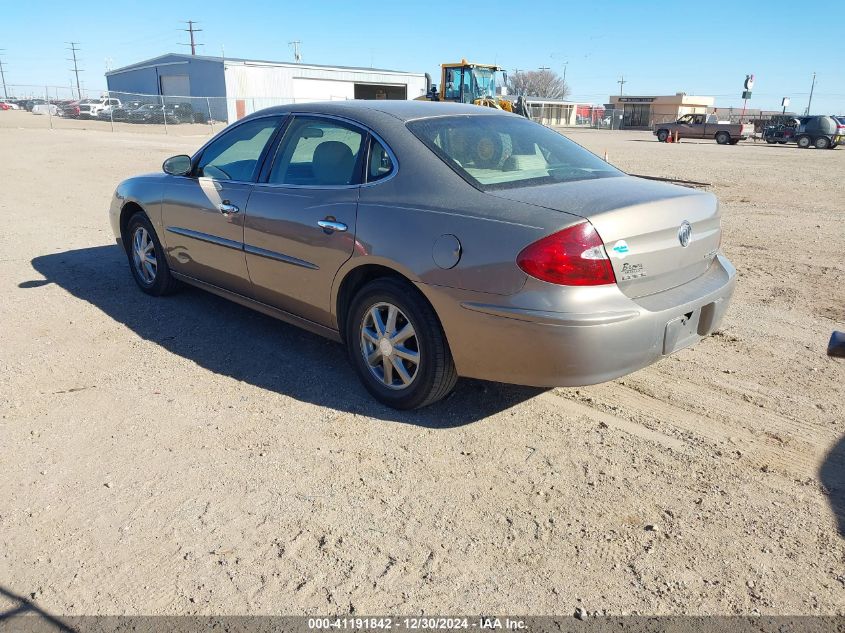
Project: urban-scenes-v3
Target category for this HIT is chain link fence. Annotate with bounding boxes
[2,83,629,136]
[524,103,623,129]
[1,84,345,136]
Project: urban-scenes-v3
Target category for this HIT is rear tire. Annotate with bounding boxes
[715,132,730,145]
[125,212,179,296]
[346,278,457,409]
[797,135,812,149]
[814,136,830,149]
[656,129,669,142]
[766,138,776,144]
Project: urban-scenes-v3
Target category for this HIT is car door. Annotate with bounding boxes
[685,113,706,138]
[161,115,284,295]
[243,115,367,327]
[671,114,692,139]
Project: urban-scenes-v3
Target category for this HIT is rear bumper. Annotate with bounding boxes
[421,254,736,387]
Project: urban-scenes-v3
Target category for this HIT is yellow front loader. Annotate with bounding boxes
[420,59,529,117]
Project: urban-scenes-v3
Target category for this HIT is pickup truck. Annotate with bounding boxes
[654,113,754,145]
[78,97,122,119]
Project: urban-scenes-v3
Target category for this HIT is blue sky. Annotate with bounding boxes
[1,0,842,113]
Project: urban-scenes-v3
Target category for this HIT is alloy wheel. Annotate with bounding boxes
[131,226,157,285]
[360,302,420,390]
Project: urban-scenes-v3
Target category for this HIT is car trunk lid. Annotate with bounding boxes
[488,175,721,299]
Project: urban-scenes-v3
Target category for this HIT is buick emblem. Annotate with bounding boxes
[678,220,692,247]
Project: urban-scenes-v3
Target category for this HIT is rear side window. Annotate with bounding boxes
[407,114,622,190]
[367,138,394,182]
[197,117,281,181]
[269,117,365,186]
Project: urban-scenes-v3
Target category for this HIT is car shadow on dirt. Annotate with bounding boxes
[25,246,544,428]
[819,433,845,538]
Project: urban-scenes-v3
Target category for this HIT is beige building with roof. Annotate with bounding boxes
[608,93,715,128]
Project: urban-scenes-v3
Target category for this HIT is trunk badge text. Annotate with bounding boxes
[678,221,692,247]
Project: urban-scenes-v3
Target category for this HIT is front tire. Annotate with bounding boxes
[797,135,812,149]
[346,278,457,409]
[125,212,179,296]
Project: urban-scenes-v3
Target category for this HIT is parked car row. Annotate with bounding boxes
[98,102,208,124]
[1,98,48,111]
[1,97,209,124]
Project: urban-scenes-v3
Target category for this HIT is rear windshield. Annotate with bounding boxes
[406,114,622,190]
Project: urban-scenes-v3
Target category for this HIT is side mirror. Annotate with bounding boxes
[163,154,192,176]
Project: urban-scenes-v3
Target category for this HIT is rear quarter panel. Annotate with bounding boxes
[335,112,583,307]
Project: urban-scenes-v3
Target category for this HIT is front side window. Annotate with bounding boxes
[268,117,364,186]
[407,114,622,190]
[196,116,281,181]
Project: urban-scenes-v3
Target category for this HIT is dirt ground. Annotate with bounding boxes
[0,110,843,618]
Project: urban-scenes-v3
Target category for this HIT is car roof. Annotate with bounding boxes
[245,99,510,124]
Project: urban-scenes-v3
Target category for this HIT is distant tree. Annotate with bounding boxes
[507,70,570,100]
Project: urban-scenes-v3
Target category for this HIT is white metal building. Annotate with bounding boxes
[106,53,429,123]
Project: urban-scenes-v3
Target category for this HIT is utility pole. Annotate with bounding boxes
[617,75,626,96]
[538,66,550,71]
[805,72,816,116]
[288,40,302,63]
[0,50,8,100]
[181,21,203,55]
[67,42,83,101]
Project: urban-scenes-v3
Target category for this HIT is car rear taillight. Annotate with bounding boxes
[517,222,616,286]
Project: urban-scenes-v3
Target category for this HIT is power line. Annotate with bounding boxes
[180,21,203,56]
[288,40,302,63]
[805,72,816,116]
[66,42,83,100]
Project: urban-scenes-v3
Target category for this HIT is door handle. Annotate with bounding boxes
[317,220,348,233]
[218,202,240,215]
